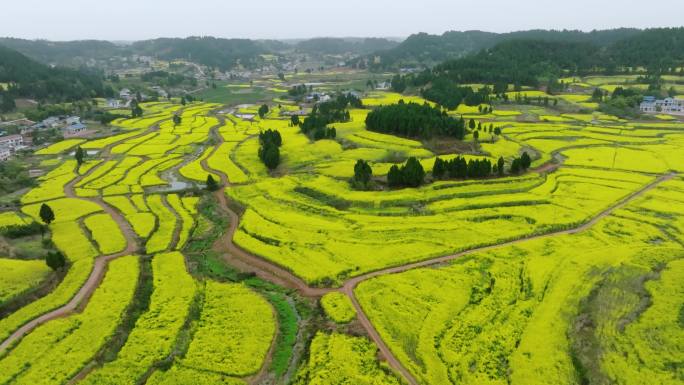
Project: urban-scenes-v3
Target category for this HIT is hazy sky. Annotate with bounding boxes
[2,0,682,41]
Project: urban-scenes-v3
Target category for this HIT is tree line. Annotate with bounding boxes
[353,151,534,190]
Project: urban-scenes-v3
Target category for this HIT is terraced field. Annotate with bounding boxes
[0,76,682,385]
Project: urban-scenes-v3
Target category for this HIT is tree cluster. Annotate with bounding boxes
[387,157,425,188]
[300,93,360,140]
[352,159,373,190]
[510,152,532,174]
[288,84,309,98]
[365,100,466,139]
[432,156,494,180]
[258,129,282,170]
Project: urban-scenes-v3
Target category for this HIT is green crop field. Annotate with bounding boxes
[0,57,682,385]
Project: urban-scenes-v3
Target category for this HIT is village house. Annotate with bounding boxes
[62,122,87,137]
[640,96,684,114]
[106,99,121,108]
[119,88,132,100]
[41,116,62,129]
[65,116,81,125]
[0,134,24,149]
[0,144,10,161]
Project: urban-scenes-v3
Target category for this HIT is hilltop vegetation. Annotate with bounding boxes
[0,45,105,107]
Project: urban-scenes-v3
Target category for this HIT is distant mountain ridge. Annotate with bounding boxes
[367,28,645,69]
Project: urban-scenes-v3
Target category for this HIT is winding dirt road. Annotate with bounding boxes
[0,123,166,353]
[340,172,675,385]
[199,112,676,385]
[201,120,331,297]
[1,109,676,385]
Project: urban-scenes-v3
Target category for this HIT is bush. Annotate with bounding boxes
[45,251,66,271]
[0,222,45,238]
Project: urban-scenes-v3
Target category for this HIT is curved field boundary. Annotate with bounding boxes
[339,171,675,385]
[201,115,676,385]
[0,120,171,353]
[202,117,330,297]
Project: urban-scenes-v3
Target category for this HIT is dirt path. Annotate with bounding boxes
[202,119,331,297]
[339,172,675,385]
[2,110,673,383]
[203,128,673,385]
[0,164,141,353]
[0,122,166,353]
[198,113,676,385]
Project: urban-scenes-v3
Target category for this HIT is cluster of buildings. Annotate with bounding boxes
[0,115,89,161]
[107,87,167,109]
[0,134,24,161]
[31,116,88,137]
[639,96,684,114]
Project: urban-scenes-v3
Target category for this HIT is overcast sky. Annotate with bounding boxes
[2,0,682,41]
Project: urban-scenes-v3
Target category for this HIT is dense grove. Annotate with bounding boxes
[299,93,361,138]
[365,101,466,139]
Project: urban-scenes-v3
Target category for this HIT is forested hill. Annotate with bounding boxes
[0,38,120,67]
[428,28,684,87]
[0,44,105,105]
[609,28,684,68]
[130,37,276,70]
[294,37,399,55]
[368,28,644,69]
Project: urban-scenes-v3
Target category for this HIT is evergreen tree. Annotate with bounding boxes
[353,159,373,186]
[402,157,425,187]
[290,115,300,126]
[511,158,521,174]
[258,104,269,118]
[262,145,280,170]
[432,157,447,179]
[387,165,403,187]
[39,203,55,225]
[520,151,532,170]
[74,146,85,167]
[206,174,219,191]
[497,156,505,176]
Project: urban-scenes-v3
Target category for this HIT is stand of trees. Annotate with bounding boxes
[258,129,282,170]
[365,100,466,139]
[299,93,361,140]
[387,157,425,188]
[288,84,309,98]
[432,156,493,180]
[510,152,532,174]
[352,159,373,190]
[420,78,491,110]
